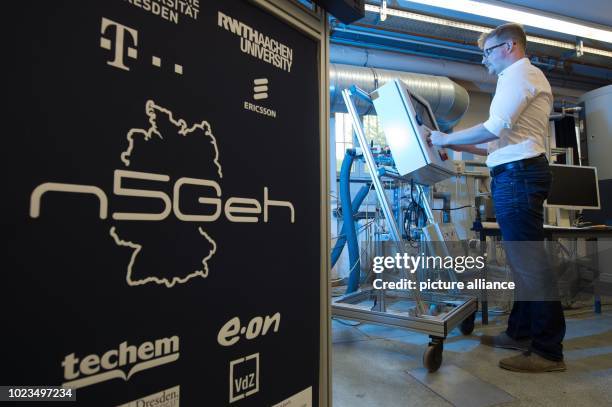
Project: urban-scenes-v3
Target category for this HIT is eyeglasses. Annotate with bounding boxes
[483,42,507,58]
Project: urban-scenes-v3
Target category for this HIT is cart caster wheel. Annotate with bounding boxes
[460,312,476,335]
[423,341,443,372]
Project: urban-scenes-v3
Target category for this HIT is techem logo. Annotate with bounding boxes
[62,336,179,389]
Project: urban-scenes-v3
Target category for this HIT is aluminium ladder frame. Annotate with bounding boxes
[332,85,477,343]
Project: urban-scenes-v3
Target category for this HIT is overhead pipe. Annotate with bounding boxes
[333,26,483,57]
[330,63,470,131]
[330,43,585,100]
[331,43,494,84]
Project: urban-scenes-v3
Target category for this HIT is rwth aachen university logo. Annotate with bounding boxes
[217,11,294,73]
[62,336,179,389]
[28,19,295,288]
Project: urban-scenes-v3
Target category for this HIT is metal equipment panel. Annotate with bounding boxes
[372,79,455,185]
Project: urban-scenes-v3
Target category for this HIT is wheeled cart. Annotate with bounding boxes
[332,84,478,372]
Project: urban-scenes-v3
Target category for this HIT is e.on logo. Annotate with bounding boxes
[217,313,281,347]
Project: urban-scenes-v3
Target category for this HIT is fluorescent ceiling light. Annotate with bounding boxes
[397,0,612,43]
[366,4,490,33]
[364,4,612,57]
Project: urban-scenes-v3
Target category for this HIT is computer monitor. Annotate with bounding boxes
[546,164,601,210]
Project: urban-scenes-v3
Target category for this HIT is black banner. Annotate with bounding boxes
[2,1,321,406]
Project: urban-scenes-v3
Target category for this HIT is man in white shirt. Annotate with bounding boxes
[428,23,566,373]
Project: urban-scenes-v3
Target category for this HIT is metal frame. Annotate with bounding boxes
[333,290,477,337]
[341,86,425,315]
[250,1,330,404]
[333,85,477,347]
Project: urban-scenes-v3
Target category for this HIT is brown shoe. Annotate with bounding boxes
[499,352,566,373]
[480,332,530,351]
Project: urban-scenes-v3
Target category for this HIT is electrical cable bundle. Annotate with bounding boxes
[403,180,427,246]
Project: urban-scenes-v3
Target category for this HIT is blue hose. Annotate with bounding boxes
[338,150,361,294]
[331,183,371,268]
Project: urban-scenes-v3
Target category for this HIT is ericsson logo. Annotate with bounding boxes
[253,78,269,100]
[244,77,277,119]
[62,336,180,389]
[29,100,295,288]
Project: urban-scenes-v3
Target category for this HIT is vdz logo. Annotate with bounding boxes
[229,353,259,403]
[253,78,269,100]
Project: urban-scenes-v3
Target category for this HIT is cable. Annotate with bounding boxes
[402,180,427,247]
[331,219,377,245]
[331,247,370,297]
[430,205,473,211]
[332,317,361,326]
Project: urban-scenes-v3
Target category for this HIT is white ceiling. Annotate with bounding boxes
[498,0,612,28]
[391,0,612,47]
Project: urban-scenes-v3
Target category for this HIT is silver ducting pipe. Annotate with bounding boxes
[331,43,495,84]
[330,63,469,131]
[331,43,585,100]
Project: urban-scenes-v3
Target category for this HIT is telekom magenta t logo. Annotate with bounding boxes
[100,17,138,71]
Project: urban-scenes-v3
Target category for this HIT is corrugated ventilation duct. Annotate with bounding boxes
[330,63,470,131]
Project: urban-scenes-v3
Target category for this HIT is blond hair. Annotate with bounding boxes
[478,23,526,51]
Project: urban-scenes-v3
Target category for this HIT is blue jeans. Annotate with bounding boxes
[491,156,566,361]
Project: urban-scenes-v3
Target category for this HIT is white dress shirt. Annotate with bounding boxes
[484,58,553,168]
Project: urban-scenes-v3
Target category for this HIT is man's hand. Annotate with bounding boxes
[426,130,449,147]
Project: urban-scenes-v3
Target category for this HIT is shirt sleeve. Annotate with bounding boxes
[483,78,536,137]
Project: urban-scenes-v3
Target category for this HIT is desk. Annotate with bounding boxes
[477,222,612,324]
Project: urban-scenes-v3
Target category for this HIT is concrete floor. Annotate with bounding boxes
[332,304,612,407]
